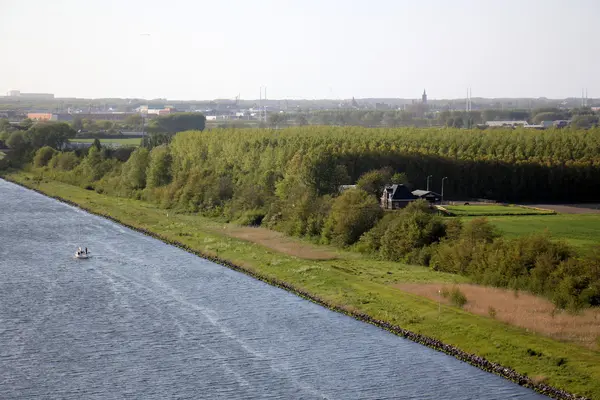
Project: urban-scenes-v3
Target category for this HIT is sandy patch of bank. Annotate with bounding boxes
[395,283,600,349]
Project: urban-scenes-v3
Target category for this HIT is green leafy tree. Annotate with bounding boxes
[571,114,599,129]
[142,132,172,149]
[20,118,34,129]
[49,152,80,171]
[147,113,206,134]
[125,114,143,129]
[380,200,446,261]
[6,131,27,150]
[72,117,84,131]
[391,172,409,185]
[356,168,392,198]
[25,122,76,150]
[33,146,57,167]
[295,114,308,126]
[146,145,172,188]
[322,188,382,246]
[122,147,150,189]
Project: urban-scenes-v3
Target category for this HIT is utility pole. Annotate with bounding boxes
[441,177,448,204]
[426,175,432,191]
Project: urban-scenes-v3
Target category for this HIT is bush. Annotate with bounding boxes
[356,213,397,254]
[33,146,57,168]
[441,286,468,308]
[461,217,499,244]
[380,201,446,261]
[49,152,80,171]
[322,188,382,246]
[237,210,266,226]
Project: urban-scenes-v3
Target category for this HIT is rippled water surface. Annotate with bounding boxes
[0,180,548,399]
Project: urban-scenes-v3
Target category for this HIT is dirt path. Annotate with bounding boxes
[217,225,338,260]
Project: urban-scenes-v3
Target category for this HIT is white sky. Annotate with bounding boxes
[0,0,598,100]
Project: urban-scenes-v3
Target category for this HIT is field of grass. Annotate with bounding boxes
[471,214,600,253]
[69,138,141,146]
[4,172,600,399]
[444,204,554,216]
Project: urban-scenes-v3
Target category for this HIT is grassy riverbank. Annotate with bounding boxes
[4,172,600,399]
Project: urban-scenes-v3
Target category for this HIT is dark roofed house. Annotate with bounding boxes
[412,190,442,203]
[381,184,417,209]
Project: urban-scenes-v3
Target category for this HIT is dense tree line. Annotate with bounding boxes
[5,124,600,308]
[254,107,598,129]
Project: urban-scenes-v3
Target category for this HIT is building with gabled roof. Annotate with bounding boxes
[380,184,417,209]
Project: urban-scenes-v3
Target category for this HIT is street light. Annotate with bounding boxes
[441,177,448,204]
[426,175,433,191]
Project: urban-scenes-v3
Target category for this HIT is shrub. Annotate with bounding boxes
[526,348,542,357]
[237,210,266,226]
[356,213,397,254]
[380,202,446,261]
[33,146,57,168]
[441,286,468,308]
[450,287,468,308]
[556,357,567,367]
[322,188,382,246]
[49,152,80,171]
[461,217,499,244]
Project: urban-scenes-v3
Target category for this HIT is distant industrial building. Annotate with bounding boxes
[27,113,53,121]
[7,90,54,100]
[135,105,176,116]
[485,121,528,127]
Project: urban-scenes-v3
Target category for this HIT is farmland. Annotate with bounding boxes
[443,204,555,216]
[478,214,600,253]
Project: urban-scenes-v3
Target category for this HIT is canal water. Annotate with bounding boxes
[0,179,548,399]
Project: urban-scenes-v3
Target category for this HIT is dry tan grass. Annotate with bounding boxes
[219,225,337,260]
[395,283,600,348]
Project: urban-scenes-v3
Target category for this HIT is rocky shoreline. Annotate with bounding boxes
[4,177,589,400]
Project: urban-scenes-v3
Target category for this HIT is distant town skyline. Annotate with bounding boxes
[2,88,595,102]
[1,0,599,100]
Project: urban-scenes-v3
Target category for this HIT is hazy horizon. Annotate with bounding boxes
[1,0,598,100]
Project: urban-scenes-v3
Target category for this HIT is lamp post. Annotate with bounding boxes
[426,175,433,191]
[441,177,448,204]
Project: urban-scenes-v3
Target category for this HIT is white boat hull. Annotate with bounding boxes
[74,252,89,259]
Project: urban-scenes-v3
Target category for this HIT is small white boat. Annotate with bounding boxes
[74,247,89,259]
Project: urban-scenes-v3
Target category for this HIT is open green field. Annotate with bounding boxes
[69,138,141,146]
[3,171,600,399]
[475,214,600,253]
[444,204,555,216]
